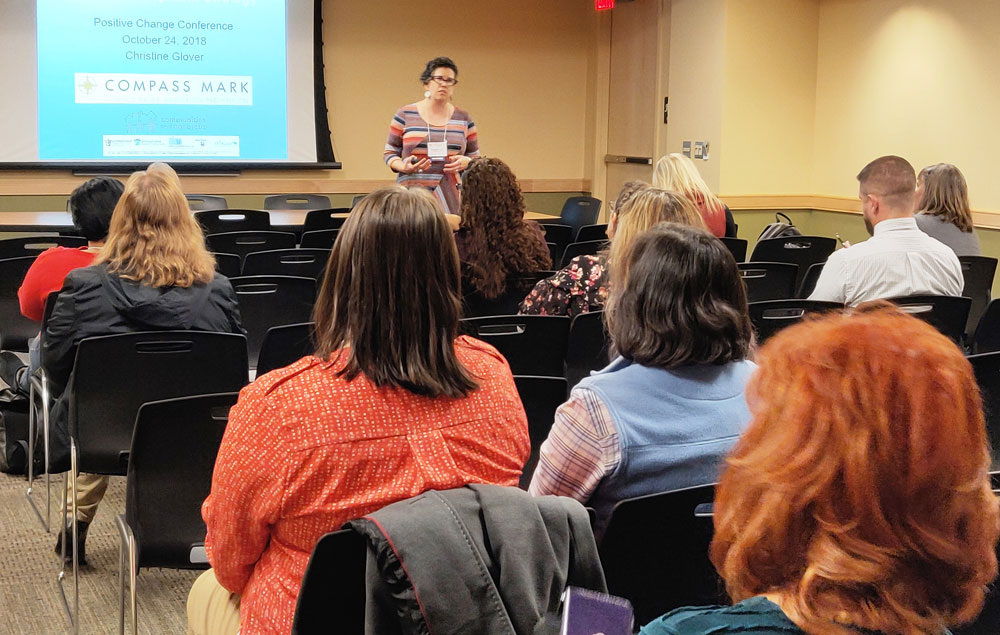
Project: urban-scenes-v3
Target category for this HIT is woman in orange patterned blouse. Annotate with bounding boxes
[188,187,531,635]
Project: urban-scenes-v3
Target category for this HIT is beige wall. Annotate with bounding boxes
[720,0,818,195]
[813,0,1000,209]
[324,0,600,183]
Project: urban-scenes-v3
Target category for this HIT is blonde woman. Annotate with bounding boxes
[42,162,243,565]
[915,163,981,256]
[653,153,735,238]
[519,184,705,318]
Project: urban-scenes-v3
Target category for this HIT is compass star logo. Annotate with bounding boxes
[77,75,96,94]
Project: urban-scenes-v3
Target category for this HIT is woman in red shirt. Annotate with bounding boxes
[653,153,736,238]
[189,186,531,635]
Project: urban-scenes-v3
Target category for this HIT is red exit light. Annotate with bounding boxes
[596,0,615,9]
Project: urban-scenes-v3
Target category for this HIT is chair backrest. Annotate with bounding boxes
[263,194,332,210]
[559,196,601,233]
[886,294,971,344]
[748,299,843,343]
[302,208,351,233]
[205,231,297,263]
[185,194,228,211]
[0,256,40,351]
[229,276,317,368]
[539,224,574,264]
[560,240,607,269]
[127,392,239,569]
[749,236,837,290]
[257,322,316,377]
[461,271,554,318]
[973,299,1000,354]
[738,262,798,302]
[195,209,271,235]
[292,529,368,635]
[513,376,568,490]
[967,352,1000,473]
[300,229,340,249]
[600,484,721,625]
[959,255,998,339]
[565,310,610,391]
[797,262,825,298]
[719,237,747,263]
[461,315,570,377]
[212,252,242,279]
[575,224,609,243]
[241,248,331,279]
[69,332,249,475]
[351,194,366,208]
[0,235,87,259]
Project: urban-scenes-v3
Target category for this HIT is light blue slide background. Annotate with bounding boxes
[37,0,287,160]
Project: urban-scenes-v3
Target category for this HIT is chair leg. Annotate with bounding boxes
[56,441,79,634]
[115,515,138,635]
[25,373,52,532]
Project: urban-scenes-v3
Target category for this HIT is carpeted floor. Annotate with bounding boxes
[0,471,199,634]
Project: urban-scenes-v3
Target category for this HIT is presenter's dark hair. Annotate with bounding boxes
[420,56,458,82]
[606,222,752,368]
[69,176,124,242]
[313,186,478,398]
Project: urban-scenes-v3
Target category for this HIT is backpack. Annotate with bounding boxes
[758,212,802,240]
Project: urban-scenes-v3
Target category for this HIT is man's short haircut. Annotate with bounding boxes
[856,155,916,207]
[68,176,124,241]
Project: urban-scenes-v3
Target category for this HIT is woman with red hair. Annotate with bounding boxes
[641,305,999,635]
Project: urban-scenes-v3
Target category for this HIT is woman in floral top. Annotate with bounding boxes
[519,183,706,317]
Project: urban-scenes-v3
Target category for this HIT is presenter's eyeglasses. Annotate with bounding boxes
[430,76,458,86]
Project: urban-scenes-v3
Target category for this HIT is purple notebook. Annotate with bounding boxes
[560,586,634,635]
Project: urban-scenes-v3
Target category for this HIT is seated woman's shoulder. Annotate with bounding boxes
[251,355,326,398]
[639,598,802,635]
[455,335,511,374]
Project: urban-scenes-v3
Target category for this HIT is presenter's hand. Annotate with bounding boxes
[398,157,432,174]
[443,155,471,174]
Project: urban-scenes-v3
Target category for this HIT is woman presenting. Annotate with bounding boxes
[384,56,479,216]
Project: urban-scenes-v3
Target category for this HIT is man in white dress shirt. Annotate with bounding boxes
[809,155,963,306]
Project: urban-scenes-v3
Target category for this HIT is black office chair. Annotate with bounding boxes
[57,332,248,631]
[797,262,825,298]
[959,256,997,340]
[257,323,316,377]
[514,376,568,490]
[241,248,331,279]
[300,229,340,249]
[972,299,1000,354]
[264,194,332,210]
[185,194,228,211]
[212,253,242,279]
[749,236,836,290]
[886,295,971,345]
[230,276,317,369]
[115,392,239,635]
[968,352,1000,473]
[575,224,608,243]
[301,208,351,233]
[560,240,607,269]
[719,237,747,263]
[738,262,798,302]
[195,209,272,235]
[351,194,367,208]
[749,299,843,342]
[461,271,554,318]
[600,484,721,626]
[539,224,574,266]
[0,235,87,259]
[559,196,601,236]
[291,529,370,635]
[0,256,40,351]
[205,231,297,264]
[461,315,570,377]
[565,310,610,391]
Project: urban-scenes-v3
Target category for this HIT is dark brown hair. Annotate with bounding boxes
[459,157,551,299]
[313,186,478,398]
[606,222,752,368]
[420,56,458,83]
[918,163,974,232]
[857,155,916,209]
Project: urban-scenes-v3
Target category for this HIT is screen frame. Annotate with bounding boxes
[0,0,340,172]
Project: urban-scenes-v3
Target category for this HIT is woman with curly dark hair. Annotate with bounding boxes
[456,157,551,305]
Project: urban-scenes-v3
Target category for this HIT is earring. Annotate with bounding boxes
[424,90,431,99]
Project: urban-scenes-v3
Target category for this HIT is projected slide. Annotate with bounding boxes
[36,0,287,161]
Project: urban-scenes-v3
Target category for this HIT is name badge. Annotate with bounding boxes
[427,141,448,160]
